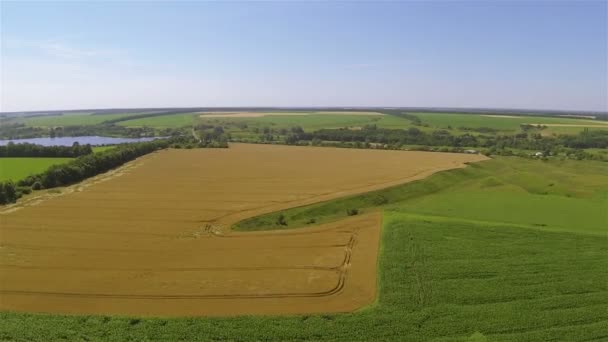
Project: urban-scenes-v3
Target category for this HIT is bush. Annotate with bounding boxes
[370,194,389,206]
[346,208,359,216]
[276,213,288,226]
[32,181,43,190]
[0,181,18,205]
[16,186,32,195]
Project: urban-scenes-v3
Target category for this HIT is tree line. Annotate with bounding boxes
[1,142,93,158]
[282,126,608,150]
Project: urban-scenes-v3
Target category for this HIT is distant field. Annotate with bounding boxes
[117,112,199,128]
[200,111,384,118]
[201,113,411,132]
[91,146,116,153]
[10,111,607,138]
[20,113,137,127]
[196,111,608,138]
[414,112,608,134]
[0,157,72,181]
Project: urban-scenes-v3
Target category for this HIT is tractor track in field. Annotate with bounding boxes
[0,228,358,301]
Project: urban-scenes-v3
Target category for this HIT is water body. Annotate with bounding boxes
[0,136,162,147]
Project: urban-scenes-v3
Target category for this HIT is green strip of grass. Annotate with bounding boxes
[91,146,116,153]
[236,157,608,235]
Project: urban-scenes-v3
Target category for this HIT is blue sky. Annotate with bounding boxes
[1,1,606,112]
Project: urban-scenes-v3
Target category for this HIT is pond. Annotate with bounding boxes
[0,136,162,147]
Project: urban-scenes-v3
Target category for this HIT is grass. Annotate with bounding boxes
[91,146,116,153]
[236,157,608,235]
[117,113,199,128]
[1,156,606,341]
[0,158,73,182]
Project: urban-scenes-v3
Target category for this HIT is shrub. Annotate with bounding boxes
[276,213,288,226]
[370,194,389,205]
[16,186,32,195]
[32,181,43,190]
[346,208,359,216]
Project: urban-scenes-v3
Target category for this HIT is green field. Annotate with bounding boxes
[118,111,412,131]
[117,113,199,128]
[414,113,608,135]
[19,113,137,127]
[196,111,608,139]
[0,158,73,181]
[10,111,608,140]
[1,156,606,341]
[91,146,116,153]
[200,113,417,141]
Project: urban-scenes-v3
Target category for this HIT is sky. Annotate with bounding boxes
[1,1,606,112]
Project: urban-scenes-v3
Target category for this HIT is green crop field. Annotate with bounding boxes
[0,158,73,182]
[20,113,137,127]
[196,111,608,140]
[200,113,416,140]
[2,156,606,341]
[413,112,608,135]
[117,112,199,128]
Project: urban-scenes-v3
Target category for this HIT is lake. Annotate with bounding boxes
[0,136,162,147]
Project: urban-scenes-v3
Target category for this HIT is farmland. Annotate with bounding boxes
[20,113,137,127]
[412,112,608,135]
[91,146,116,153]
[0,158,72,182]
[0,147,605,341]
[117,112,200,128]
[0,144,484,317]
[200,112,410,133]
[193,111,608,146]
